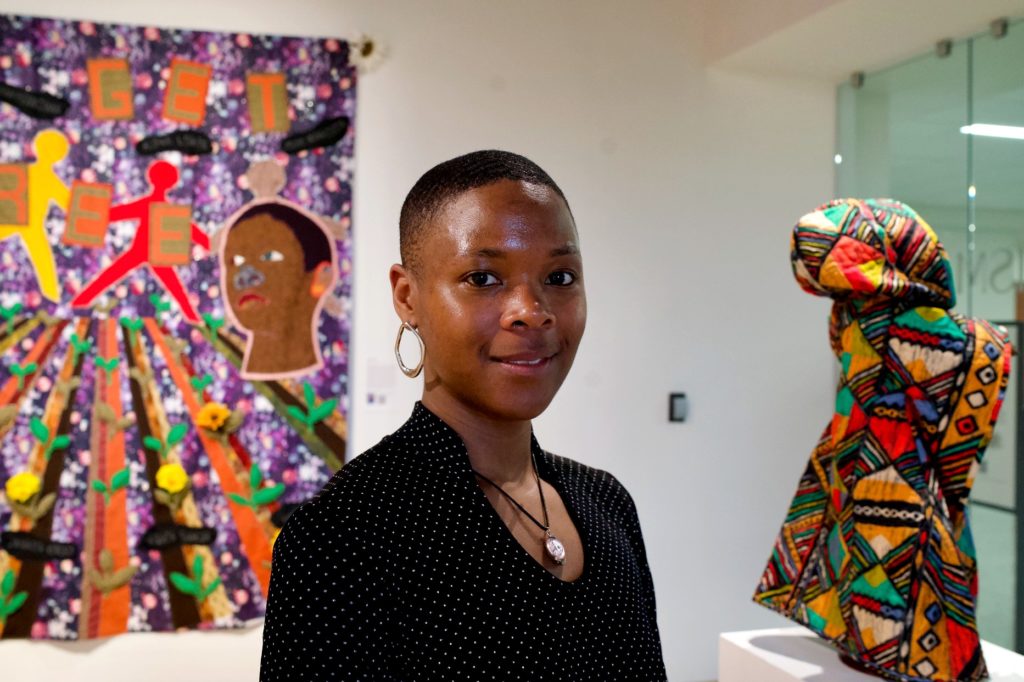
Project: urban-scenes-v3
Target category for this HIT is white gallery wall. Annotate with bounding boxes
[0,1,844,680]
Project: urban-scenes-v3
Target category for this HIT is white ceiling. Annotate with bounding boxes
[704,0,1024,82]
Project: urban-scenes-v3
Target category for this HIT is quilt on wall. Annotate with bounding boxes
[0,14,355,639]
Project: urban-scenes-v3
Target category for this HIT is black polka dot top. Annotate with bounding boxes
[260,402,667,681]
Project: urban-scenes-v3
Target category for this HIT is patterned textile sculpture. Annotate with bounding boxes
[754,198,1012,682]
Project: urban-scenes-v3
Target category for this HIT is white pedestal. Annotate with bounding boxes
[719,626,1024,682]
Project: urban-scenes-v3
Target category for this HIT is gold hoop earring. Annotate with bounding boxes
[394,321,424,378]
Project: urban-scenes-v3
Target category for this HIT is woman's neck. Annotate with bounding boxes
[421,389,534,486]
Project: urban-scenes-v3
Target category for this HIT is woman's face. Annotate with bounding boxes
[398,179,586,421]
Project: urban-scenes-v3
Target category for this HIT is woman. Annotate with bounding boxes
[260,150,666,680]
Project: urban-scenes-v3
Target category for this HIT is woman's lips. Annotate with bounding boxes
[491,352,558,375]
[238,292,268,309]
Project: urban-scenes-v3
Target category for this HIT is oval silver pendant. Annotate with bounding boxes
[545,535,566,565]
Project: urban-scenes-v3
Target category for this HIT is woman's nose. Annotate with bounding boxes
[502,284,554,329]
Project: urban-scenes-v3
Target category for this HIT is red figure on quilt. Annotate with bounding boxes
[754,198,1012,682]
[70,160,210,323]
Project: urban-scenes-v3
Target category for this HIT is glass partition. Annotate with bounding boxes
[837,19,1024,653]
[835,48,968,285]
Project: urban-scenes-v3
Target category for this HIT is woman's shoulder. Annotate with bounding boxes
[317,435,409,495]
[542,451,653,565]
[542,451,639,517]
[282,434,425,535]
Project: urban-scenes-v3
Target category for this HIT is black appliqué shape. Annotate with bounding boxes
[0,82,70,120]
[280,116,349,154]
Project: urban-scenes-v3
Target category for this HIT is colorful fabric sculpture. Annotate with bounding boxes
[754,198,1012,682]
[0,14,355,640]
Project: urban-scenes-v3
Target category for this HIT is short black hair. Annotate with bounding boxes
[230,203,331,272]
[399,150,571,271]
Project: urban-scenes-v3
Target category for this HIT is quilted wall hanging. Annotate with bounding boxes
[0,14,355,639]
[754,198,1012,681]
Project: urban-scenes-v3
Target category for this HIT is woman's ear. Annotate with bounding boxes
[390,263,417,325]
[309,262,335,297]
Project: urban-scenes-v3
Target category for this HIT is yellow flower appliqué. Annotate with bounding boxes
[155,463,189,494]
[5,471,41,504]
[197,402,231,431]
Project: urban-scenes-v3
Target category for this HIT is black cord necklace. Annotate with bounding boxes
[472,453,566,566]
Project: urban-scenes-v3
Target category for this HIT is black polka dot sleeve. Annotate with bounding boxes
[260,472,398,680]
[612,483,661,633]
[260,402,667,681]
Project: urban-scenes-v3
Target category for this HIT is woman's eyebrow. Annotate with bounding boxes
[464,244,580,258]
[468,247,506,258]
[550,244,579,257]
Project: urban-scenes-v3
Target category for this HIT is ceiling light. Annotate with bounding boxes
[960,123,1024,140]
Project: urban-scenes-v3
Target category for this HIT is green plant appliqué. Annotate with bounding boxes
[228,462,285,508]
[90,467,130,505]
[142,422,189,460]
[0,569,28,625]
[287,381,338,431]
[0,302,23,335]
[169,554,221,602]
[29,416,71,461]
[8,360,38,391]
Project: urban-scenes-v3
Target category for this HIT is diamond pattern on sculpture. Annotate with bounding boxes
[754,198,1011,682]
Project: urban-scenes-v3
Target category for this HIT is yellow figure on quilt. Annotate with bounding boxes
[0,128,71,302]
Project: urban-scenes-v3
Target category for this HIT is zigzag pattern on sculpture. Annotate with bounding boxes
[754,198,1012,682]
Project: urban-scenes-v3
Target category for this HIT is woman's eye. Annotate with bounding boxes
[466,272,499,287]
[547,271,576,286]
[261,250,285,262]
[232,254,246,267]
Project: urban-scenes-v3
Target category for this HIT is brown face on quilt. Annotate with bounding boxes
[393,179,586,422]
[223,214,317,333]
